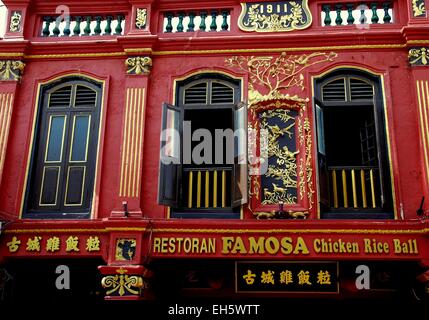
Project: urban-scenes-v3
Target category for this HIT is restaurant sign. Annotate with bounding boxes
[236,261,338,293]
[152,235,420,258]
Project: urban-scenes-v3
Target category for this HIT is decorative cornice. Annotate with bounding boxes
[125,56,152,75]
[409,47,429,66]
[3,40,429,60]
[0,60,25,81]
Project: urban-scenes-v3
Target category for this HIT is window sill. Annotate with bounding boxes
[321,212,394,219]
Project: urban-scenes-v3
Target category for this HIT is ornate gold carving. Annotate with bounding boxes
[227,51,334,215]
[303,117,314,210]
[0,60,25,81]
[135,8,147,29]
[125,56,152,75]
[409,47,429,66]
[298,117,305,200]
[101,270,143,297]
[253,210,309,220]
[289,210,309,219]
[260,109,298,205]
[238,1,312,32]
[253,211,276,219]
[225,52,337,105]
[115,239,137,261]
[248,122,261,200]
[9,11,22,32]
[412,0,426,17]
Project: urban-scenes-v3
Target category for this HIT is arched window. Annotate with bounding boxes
[158,73,246,218]
[314,69,393,219]
[24,76,103,218]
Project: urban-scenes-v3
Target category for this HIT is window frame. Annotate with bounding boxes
[159,73,244,219]
[314,69,394,219]
[23,76,103,219]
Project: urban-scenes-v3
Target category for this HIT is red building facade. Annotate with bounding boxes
[0,0,428,302]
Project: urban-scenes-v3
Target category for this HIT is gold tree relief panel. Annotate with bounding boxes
[238,1,312,32]
[226,52,336,215]
[225,51,337,106]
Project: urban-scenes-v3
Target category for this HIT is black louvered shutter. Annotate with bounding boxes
[211,82,234,104]
[158,102,182,207]
[350,78,374,101]
[184,83,207,104]
[322,78,346,101]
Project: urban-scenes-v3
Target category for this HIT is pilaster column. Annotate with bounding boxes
[111,56,152,218]
[3,0,31,39]
[128,0,154,35]
[409,47,429,215]
[0,60,25,187]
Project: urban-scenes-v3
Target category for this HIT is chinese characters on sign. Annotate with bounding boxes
[236,262,338,293]
[6,235,101,254]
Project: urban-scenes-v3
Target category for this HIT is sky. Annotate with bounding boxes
[0,1,7,38]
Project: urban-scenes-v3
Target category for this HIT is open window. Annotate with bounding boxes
[158,103,182,207]
[314,70,393,219]
[233,101,248,207]
[157,74,245,218]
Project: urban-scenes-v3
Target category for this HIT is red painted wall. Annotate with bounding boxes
[0,0,427,222]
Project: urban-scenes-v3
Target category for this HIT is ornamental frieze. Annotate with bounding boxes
[409,47,429,66]
[238,1,312,32]
[0,60,25,81]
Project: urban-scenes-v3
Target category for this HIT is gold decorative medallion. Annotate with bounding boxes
[115,238,137,261]
[135,8,147,29]
[409,47,429,65]
[9,11,22,32]
[0,60,25,81]
[412,0,426,17]
[238,1,312,32]
[125,56,152,75]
